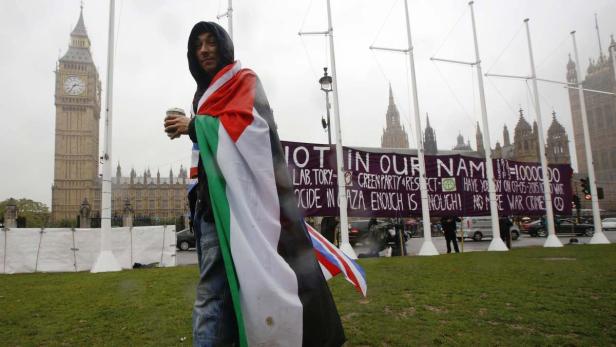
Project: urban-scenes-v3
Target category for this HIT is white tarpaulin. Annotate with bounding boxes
[36,229,75,272]
[0,226,176,274]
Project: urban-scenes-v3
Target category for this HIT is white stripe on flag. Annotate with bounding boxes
[216,108,303,346]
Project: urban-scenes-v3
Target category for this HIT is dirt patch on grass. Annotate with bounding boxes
[342,312,359,323]
[424,305,447,313]
[509,323,535,332]
[397,306,416,319]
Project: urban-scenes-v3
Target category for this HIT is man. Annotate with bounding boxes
[440,216,461,254]
[499,216,513,249]
[164,22,344,347]
[319,216,338,244]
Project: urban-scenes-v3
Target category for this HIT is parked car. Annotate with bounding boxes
[522,217,594,237]
[457,217,520,242]
[348,219,376,246]
[602,217,616,231]
[349,218,419,246]
[176,228,195,251]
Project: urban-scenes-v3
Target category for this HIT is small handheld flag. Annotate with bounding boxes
[306,222,367,297]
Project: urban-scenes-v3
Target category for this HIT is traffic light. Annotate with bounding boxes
[580,177,590,196]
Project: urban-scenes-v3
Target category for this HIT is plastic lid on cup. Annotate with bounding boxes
[166,107,186,116]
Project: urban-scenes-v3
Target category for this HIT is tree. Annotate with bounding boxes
[0,198,51,228]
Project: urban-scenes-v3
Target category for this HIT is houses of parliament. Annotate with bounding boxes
[380,84,571,166]
[381,30,616,212]
[50,9,188,222]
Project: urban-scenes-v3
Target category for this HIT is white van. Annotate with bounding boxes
[457,217,520,241]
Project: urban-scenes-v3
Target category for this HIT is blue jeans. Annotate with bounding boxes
[192,212,238,347]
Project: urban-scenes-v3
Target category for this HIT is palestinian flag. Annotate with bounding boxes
[193,61,345,347]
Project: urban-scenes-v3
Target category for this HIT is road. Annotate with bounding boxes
[176,231,616,265]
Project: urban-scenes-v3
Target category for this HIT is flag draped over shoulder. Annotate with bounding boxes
[193,61,345,347]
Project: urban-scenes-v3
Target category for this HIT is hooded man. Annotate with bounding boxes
[164,22,345,347]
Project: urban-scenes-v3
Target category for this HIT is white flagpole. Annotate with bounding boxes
[227,0,233,40]
[611,36,616,81]
[325,0,356,259]
[369,0,438,255]
[523,19,563,248]
[571,31,610,244]
[217,0,233,40]
[469,1,508,251]
[403,0,437,256]
[92,0,122,272]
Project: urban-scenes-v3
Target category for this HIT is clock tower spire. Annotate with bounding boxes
[51,5,102,223]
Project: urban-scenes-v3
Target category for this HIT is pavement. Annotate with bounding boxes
[175,231,616,265]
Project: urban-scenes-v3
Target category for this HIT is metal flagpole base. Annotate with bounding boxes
[339,242,358,260]
[487,237,509,251]
[418,239,439,256]
[543,234,564,247]
[91,250,122,273]
[589,231,610,244]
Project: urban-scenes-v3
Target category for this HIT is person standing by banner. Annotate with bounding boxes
[499,216,513,249]
[320,216,338,244]
[440,216,461,254]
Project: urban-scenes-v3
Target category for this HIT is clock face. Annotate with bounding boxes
[63,76,86,96]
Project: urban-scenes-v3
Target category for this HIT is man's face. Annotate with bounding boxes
[195,32,220,75]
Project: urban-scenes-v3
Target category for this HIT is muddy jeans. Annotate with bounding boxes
[192,209,238,347]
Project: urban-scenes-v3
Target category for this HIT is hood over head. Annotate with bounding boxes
[187,21,234,101]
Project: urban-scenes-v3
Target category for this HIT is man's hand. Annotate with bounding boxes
[164,115,190,140]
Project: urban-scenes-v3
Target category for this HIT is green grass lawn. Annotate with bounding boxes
[1,245,615,346]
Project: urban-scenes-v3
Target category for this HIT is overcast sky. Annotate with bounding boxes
[1,0,615,206]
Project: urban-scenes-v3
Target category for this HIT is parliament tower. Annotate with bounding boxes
[51,7,102,222]
[381,85,409,149]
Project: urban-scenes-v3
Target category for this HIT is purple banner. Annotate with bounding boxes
[282,141,573,217]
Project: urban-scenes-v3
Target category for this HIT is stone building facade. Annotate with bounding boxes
[51,8,188,223]
[566,36,616,211]
[111,165,189,220]
[491,108,570,166]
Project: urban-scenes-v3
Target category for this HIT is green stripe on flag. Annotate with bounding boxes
[194,116,247,347]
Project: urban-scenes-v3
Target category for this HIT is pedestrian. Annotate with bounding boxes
[320,216,338,244]
[499,216,513,249]
[440,215,461,253]
[163,22,344,347]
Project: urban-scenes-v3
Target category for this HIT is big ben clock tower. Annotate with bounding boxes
[51,6,102,222]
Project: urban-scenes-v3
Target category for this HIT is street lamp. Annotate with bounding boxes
[319,67,333,146]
